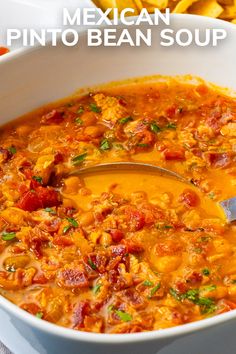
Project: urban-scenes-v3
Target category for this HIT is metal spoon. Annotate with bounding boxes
[69,161,236,223]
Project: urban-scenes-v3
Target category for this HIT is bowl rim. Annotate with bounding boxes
[0,12,235,63]
[0,12,236,344]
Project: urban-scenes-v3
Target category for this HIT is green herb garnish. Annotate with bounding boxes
[72,153,87,165]
[169,287,216,314]
[63,225,71,234]
[100,139,111,151]
[77,107,84,115]
[88,259,97,270]
[113,143,124,150]
[169,288,182,301]
[35,312,43,319]
[202,285,216,292]
[93,284,102,294]
[8,146,17,154]
[2,232,16,241]
[184,289,199,302]
[67,217,78,228]
[75,117,83,125]
[166,123,177,129]
[150,123,161,133]
[115,310,132,322]
[137,143,149,148]
[208,192,215,200]
[90,103,101,113]
[32,176,43,184]
[44,208,56,215]
[118,116,133,124]
[202,268,210,276]
[198,236,210,243]
[108,305,114,312]
[143,280,154,287]
[156,224,173,230]
[148,283,161,299]
[194,247,202,254]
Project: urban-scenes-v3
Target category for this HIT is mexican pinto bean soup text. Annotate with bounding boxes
[0,78,236,334]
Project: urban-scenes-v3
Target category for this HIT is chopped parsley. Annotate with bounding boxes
[150,122,161,133]
[184,289,199,302]
[32,176,43,184]
[113,143,124,150]
[67,217,78,228]
[63,225,71,234]
[108,305,114,312]
[77,106,84,115]
[202,285,216,292]
[115,310,132,322]
[202,268,210,276]
[8,146,17,154]
[119,116,133,124]
[88,258,97,270]
[166,123,177,130]
[169,287,216,314]
[75,117,83,125]
[44,208,56,215]
[2,232,16,241]
[208,192,215,200]
[194,247,202,254]
[169,288,182,301]
[143,280,154,287]
[100,139,111,151]
[156,224,173,230]
[164,225,173,229]
[93,284,102,294]
[35,312,43,319]
[198,298,216,314]
[89,103,101,113]
[198,236,211,243]
[72,152,87,165]
[137,143,149,148]
[148,283,161,299]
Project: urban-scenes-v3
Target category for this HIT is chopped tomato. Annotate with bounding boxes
[179,189,200,208]
[163,148,185,161]
[0,47,9,56]
[41,110,64,125]
[16,187,60,211]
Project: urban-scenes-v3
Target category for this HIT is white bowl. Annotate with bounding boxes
[0,14,236,354]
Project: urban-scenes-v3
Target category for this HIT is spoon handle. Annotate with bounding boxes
[70,162,187,183]
[220,197,236,222]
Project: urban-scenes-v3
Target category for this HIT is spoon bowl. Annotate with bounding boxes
[69,161,236,223]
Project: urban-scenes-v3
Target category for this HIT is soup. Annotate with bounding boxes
[0,77,236,333]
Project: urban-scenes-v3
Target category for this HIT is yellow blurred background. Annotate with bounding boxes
[92,0,236,23]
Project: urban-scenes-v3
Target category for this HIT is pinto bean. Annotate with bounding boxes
[3,255,31,271]
[99,232,112,247]
[63,176,82,194]
[16,125,33,137]
[84,125,106,138]
[151,255,182,273]
[79,211,95,227]
[44,297,63,323]
[80,112,97,127]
